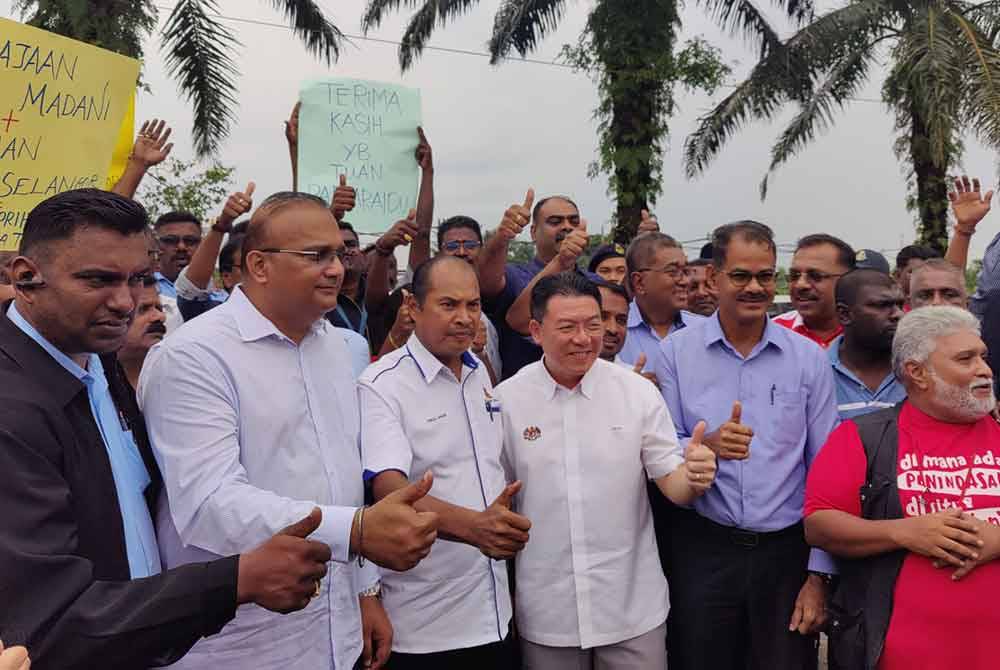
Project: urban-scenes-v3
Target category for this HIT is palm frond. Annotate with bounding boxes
[161,0,240,157]
[396,0,481,70]
[950,9,1000,149]
[694,0,786,59]
[760,48,875,198]
[489,0,568,62]
[362,0,414,32]
[266,0,343,64]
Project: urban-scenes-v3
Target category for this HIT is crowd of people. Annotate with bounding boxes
[1,110,999,670]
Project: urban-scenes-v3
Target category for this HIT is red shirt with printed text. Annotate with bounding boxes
[805,402,1000,670]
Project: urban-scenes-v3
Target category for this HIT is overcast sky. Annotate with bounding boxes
[4,0,1000,263]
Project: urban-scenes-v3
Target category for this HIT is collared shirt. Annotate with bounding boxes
[8,303,161,579]
[617,300,706,368]
[972,230,1000,319]
[155,271,178,299]
[773,309,843,348]
[326,277,368,338]
[654,313,839,572]
[495,358,680,648]
[828,336,907,420]
[359,335,511,654]
[485,258,596,381]
[138,286,378,670]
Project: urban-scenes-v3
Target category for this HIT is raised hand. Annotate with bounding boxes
[389,289,416,346]
[376,210,420,253]
[218,182,256,231]
[498,189,535,242]
[472,319,488,355]
[473,481,532,560]
[237,508,333,614]
[684,421,717,495]
[630,353,659,386]
[361,471,439,571]
[332,174,357,222]
[706,401,753,460]
[131,119,174,168]
[950,175,994,235]
[556,219,588,271]
[414,126,433,172]
[638,209,660,235]
[0,641,30,670]
[285,101,301,146]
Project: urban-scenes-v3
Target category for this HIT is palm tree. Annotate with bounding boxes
[362,0,728,244]
[14,0,342,157]
[684,0,1000,252]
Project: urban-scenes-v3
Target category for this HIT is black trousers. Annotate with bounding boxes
[384,635,516,670]
[667,510,819,670]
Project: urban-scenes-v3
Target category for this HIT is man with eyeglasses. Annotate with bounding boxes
[139,191,442,670]
[618,232,705,372]
[774,234,856,349]
[654,221,838,670]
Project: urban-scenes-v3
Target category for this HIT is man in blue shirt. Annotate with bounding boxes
[0,189,337,668]
[829,269,907,420]
[654,220,839,670]
[478,189,592,379]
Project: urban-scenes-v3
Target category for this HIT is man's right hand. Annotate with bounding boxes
[473,481,532,560]
[704,401,753,460]
[237,508,332,614]
[949,175,993,235]
[637,209,660,235]
[376,210,420,253]
[218,182,256,231]
[0,641,30,670]
[284,102,300,147]
[498,189,534,242]
[332,175,356,222]
[555,220,588,271]
[891,508,983,567]
[360,471,439,571]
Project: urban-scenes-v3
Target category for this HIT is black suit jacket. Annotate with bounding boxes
[0,303,239,669]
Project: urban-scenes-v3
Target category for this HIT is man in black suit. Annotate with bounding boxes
[0,189,334,669]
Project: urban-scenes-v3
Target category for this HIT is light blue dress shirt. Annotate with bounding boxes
[828,336,907,420]
[154,272,178,299]
[654,312,839,572]
[8,303,160,578]
[617,300,706,369]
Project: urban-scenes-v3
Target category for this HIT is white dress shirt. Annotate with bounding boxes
[138,287,378,670]
[359,334,511,653]
[494,358,682,648]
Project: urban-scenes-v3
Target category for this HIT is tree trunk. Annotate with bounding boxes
[909,103,950,254]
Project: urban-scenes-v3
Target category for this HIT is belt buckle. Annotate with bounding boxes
[732,529,759,548]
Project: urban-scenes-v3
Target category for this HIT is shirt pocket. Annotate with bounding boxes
[770,388,807,447]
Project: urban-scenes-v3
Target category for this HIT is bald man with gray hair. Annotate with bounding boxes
[804,306,1000,670]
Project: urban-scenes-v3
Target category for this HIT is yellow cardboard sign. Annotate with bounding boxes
[0,18,140,251]
[105,91,135,191]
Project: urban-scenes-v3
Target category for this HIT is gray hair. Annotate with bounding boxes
[891,306,980,380]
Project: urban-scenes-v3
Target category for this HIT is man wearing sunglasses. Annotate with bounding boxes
[654,221,838,670]
[775,235,856,349]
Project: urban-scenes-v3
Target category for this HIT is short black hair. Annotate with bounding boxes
[895,244,941,270]
[241,191,328,266]
[153,210,201,230]
[532,195,579,224]
[595,279,629,305]
[530,272,601,322]
[625,232,683,281]
[232,219,250,235]
[796,234,856,270]
[410,254,477,306]
[20,188,149,258]
[338,220,358,241]
[699,242,714,260]
[835,268,899,306]
[219,233,245,274]
[437,215,482,249]
[688,258,712,269]
[712,220,776,269]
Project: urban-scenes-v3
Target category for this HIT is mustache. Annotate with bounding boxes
[145,321,167,335]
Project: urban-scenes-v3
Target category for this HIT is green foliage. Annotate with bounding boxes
[684,0,1000,254]
[138,157,235,222]
[967,258,983,292]
[16,0,343,157]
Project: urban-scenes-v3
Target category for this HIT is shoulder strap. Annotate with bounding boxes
[853,402,904,520]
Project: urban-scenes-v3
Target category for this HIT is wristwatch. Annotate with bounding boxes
[360,581,382,598]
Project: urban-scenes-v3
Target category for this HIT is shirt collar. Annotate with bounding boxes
[405,333,479,385]
[154,271,173,287]
[536,356,600,400]
[7,302,99,383]
[627,300,685,331]
[229,286,327,343]
[703,311,785,354]
[828,335,898,393]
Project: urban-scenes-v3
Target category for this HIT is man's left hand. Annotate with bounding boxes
[936,515,1000,581]
[360,594,392,669]
[788,574,827,635]
[130,119,174,168]
[415,126,433,172]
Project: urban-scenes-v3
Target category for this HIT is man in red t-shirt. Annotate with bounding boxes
[805,306,1000,669]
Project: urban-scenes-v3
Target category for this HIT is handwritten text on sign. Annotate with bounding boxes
[299,78,422,234]
[0,18,139,251]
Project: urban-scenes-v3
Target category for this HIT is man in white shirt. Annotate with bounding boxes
[495,272,717,669]
[140,192,440,670]
[361,256,529,669]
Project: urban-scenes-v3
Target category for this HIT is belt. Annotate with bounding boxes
[676,509,804,549]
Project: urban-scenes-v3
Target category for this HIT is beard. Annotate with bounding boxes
[929,370,996,421]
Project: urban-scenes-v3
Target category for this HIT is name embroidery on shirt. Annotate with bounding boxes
[484,388,501,421]
[426,412,447,423]
[523,426,541,441]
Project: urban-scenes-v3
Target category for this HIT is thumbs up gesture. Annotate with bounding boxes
[684,421,717,494]
[332,174,356,222]
[218,181,256,231]
[359,471,440,571]
[630,353,660,387]
[706,401,753,460]
[376,209,420,253]
[473,481,533,560]
[638,209,660,234]
[236,507,333,614]
[556,218,589,271]
[498,189,535,242]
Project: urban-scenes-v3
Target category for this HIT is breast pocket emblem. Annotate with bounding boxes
[523,426,541,441]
